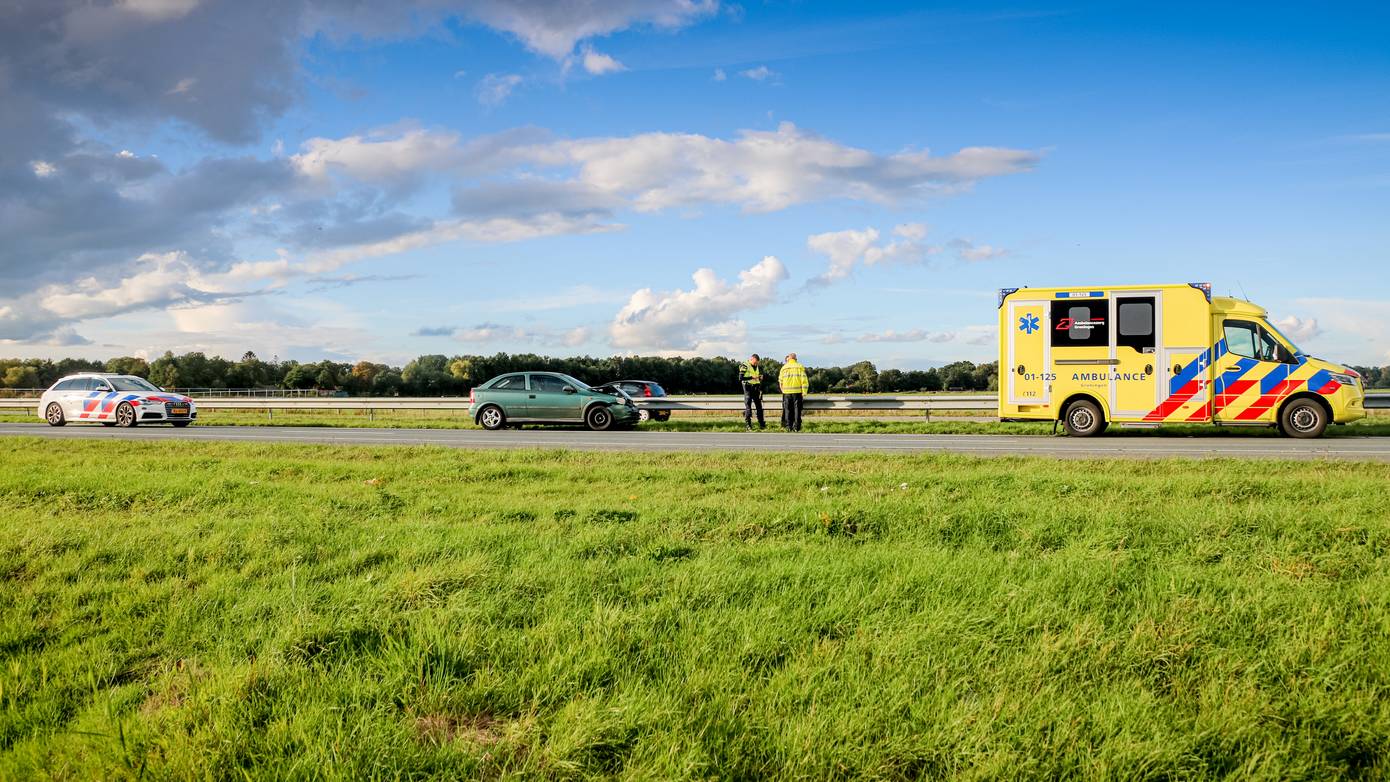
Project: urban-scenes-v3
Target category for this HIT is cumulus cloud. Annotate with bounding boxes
[292,127,465,185]
[1273,315,1322,344]
[579,47,627,75]
[455,0,719,60]
[807,223,938,285]
[713,68,727,81]
[610,256,788,353]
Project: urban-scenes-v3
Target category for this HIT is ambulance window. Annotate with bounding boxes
[1049,300,1110,347]
[1116,297,1155,352]
[1224,321,1258,359]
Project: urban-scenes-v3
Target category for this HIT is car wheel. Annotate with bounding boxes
[45,403,66,427]
[637,408,651,423]
[115,401,138,428]
[171,421,191,428]
[478,405,506,431]
[1062,399,1104,437]
[585,405,614,431]
[654,411,671,422]
[1280,398,1328,439]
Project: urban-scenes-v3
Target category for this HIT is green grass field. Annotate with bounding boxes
[2,438,1389,779]
[3,406,1388,437]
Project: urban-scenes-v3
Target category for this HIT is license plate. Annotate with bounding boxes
[170,405,190,416]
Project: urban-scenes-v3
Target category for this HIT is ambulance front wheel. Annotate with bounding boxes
[1279,398,1328,439]
[1062,399,1106,437]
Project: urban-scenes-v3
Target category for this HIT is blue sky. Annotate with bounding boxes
[2,0,1387,369]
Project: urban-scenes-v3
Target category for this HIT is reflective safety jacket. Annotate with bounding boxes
[739,362,762,386]
[778,359,809,394]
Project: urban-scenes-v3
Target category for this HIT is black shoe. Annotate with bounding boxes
[745,423,754,431]
[759,423,766,430]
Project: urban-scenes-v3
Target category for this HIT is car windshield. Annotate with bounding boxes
[108,377,160,392]
[558,374,591,390]
[1262,320,1304,356]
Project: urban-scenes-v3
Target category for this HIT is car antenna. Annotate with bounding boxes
[1237,280,1249,301]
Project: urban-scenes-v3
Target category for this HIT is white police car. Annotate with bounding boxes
[39,374,197,428]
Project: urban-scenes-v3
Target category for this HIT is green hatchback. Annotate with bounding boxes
[468,372,641,431]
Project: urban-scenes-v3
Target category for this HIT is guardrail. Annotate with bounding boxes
[3,393,1386,414]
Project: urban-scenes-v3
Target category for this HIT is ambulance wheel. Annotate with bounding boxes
[1280,398,1328,439]
[1062,399,1105,437]
[45,403,66,426]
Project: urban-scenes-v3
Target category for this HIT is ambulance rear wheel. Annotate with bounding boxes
[1280,398,1328,439]
[1063,399,1105,437]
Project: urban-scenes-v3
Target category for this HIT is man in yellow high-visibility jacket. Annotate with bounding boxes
[739,353,765,431]
[778,353,808,432]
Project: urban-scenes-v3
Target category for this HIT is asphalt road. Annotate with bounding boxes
[2,423,1389,461]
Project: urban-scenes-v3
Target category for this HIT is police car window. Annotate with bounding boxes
[1049,300,1110,347]
[530,375,568,393]
[53,379,77,391]
[1116,298,1155,352]
[109,377,158,392]
[492,375,526,391]
[1224,321,1258,359]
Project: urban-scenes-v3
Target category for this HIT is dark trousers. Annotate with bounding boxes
[782,393,803,431]
[742,384,764,427]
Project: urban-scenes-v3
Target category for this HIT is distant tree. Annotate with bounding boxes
[104,356,150,377]
[315,367,336,390]
[402,354,454,395]
[149,352,181,388]
[3,366,40,389]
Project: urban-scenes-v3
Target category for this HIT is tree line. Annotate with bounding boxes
[4,352,1388,396]
[0,352,1012,395]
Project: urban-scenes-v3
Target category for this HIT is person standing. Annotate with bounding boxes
[739,353,765,431]
[778,352,808,432]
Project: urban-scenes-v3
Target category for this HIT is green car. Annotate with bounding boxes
[468,372,641,431]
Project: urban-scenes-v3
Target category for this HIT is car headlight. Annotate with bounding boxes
[1330,372,1358,388]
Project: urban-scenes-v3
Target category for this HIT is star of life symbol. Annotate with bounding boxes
[1019,314,1040,334]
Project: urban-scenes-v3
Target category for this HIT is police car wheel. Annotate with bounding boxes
[586,405,614,431]
[478,405,506,431]
[1280,399,1327,439]
[115,402,138,428]
[45,403,66,427]
[1063,399,1104,437]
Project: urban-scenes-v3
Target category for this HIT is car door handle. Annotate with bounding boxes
[528,394,536,398]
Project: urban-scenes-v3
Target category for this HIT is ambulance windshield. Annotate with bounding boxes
[1262,320,1305,357]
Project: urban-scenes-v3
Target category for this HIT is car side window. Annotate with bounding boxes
[1224,321,1257,359]
[91,379,112,392]
[491,375,526,391]
[52,379,75,392]
[531,375,568,393]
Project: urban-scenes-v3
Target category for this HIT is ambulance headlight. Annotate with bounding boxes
[1330,372,1358,389]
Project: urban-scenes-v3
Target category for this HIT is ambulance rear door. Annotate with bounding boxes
[1005,296,1051,406]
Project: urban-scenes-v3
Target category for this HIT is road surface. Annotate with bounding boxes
[2,423,1389,461]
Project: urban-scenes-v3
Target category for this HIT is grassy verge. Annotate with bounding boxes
[3,407,1388,436]
[2,439,1389,779]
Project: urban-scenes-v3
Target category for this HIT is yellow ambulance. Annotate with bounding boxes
[997,283,1366,437]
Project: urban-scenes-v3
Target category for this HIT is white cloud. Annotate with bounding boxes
[740,65,778,82]
[421,322,597,348]
[292,127,464,184]
[580,47,626,75]
[807,223,938,285]
[460,0,719,60]
[610,255,788,353]
[950,238,1008,261]
[476,73,525,106]
[515,122,1040,213]
[1273,315,1322,344]
[713,68,726,81]
[30,160,57,178]
[118,0,201,22]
